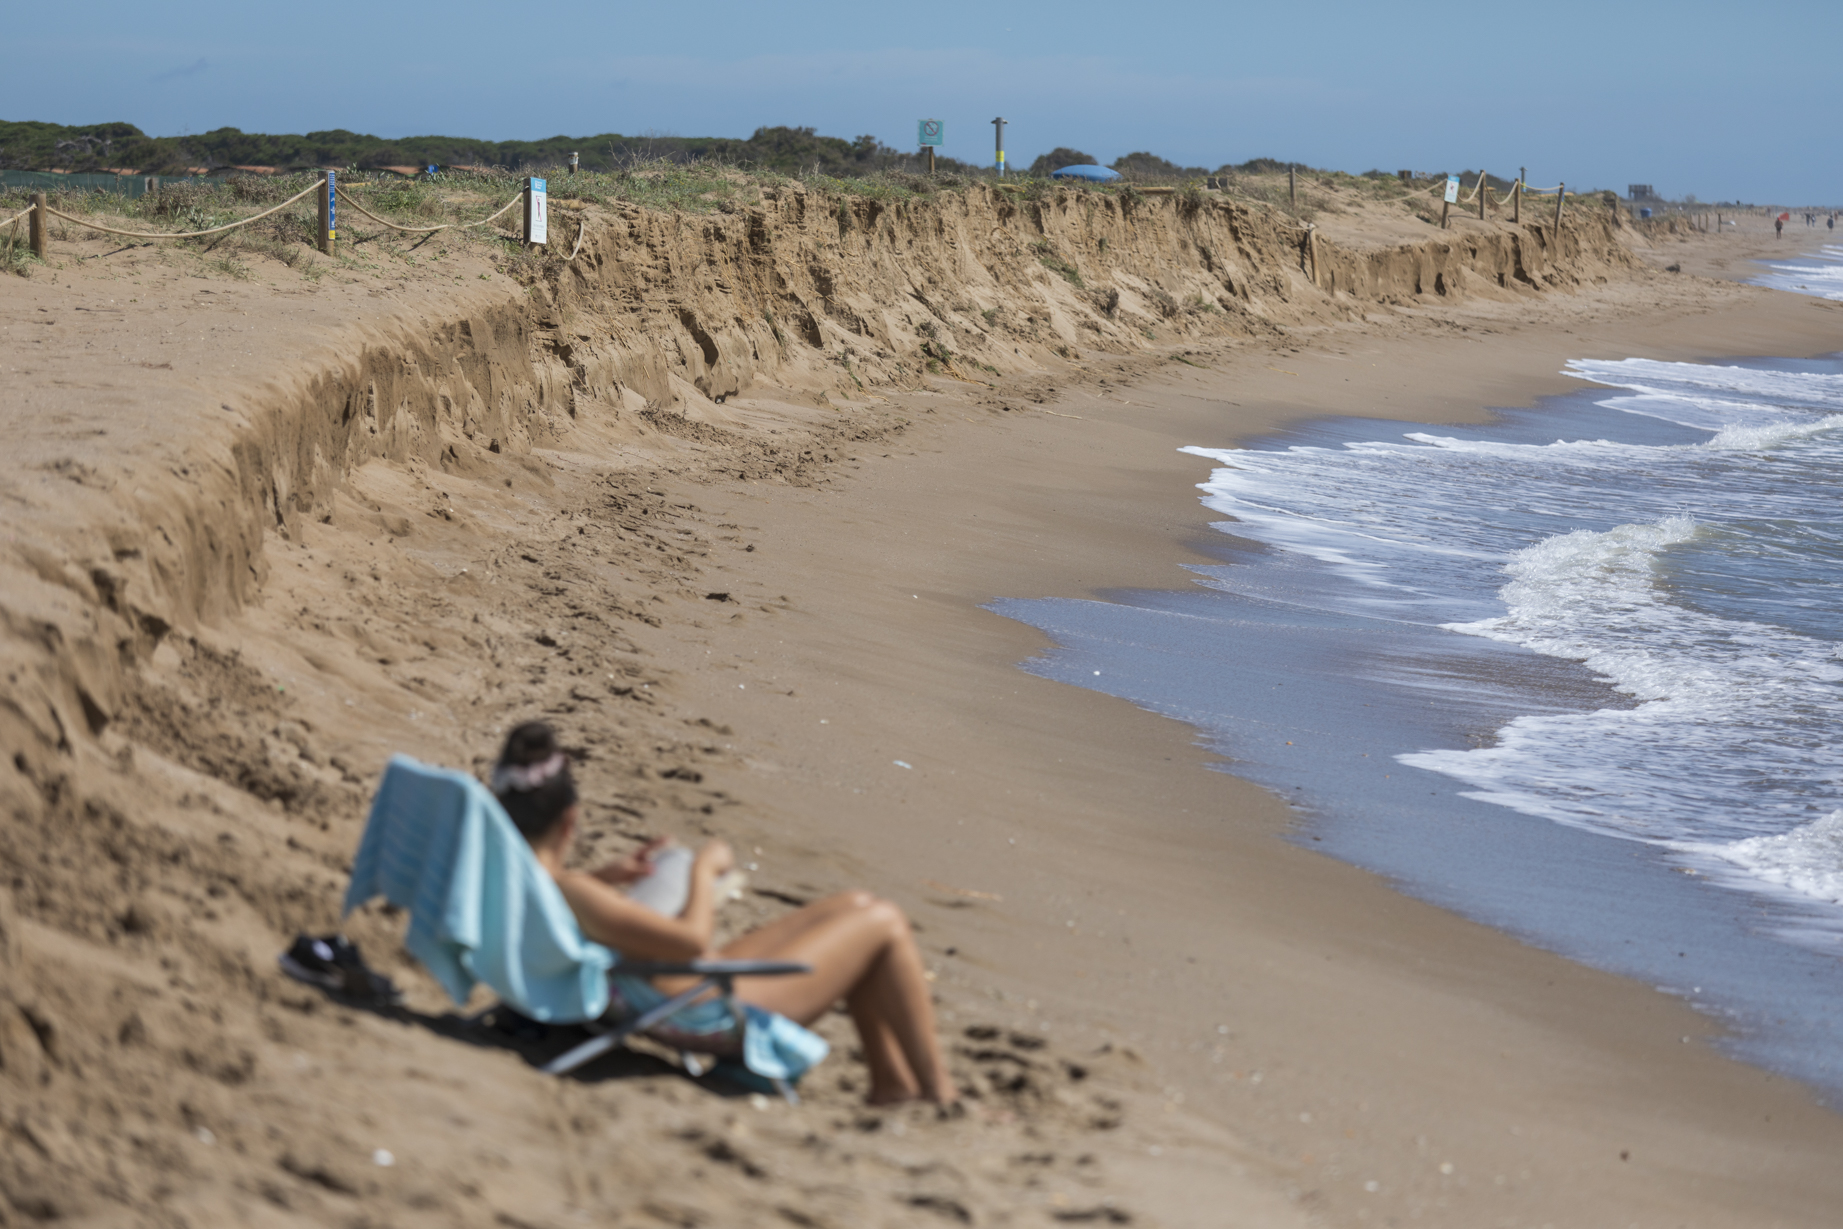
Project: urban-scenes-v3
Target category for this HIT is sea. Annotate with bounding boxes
[1756,241,1843,301]
[992,260,1843,1099]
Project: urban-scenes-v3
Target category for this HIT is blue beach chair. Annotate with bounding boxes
[339,755,827,1097]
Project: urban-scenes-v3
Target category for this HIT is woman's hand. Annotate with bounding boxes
[590,836,673,887]
[694,838,735,880]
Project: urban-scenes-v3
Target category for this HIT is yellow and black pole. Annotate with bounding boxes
[992,116,1006,177]
[318,170,336,256]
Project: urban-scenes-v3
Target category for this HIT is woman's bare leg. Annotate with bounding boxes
[722,891,955,1104]
[845,993,920,1103]
[718,891,866,959]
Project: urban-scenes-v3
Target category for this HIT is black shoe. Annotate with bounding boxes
[279,934,403,1006]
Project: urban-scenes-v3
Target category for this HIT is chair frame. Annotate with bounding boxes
[536,958,813,1099]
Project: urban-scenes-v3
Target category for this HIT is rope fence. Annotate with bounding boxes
[14,159,1660,274]
[41,180,322,240]
[9,171,571,263]
[1423,165,1592,230]
[334,185,523,234]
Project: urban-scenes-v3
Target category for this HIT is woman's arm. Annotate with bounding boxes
[556,839,733,961]
[588,836,672,887]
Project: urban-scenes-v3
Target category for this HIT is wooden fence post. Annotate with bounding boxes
[29,193,48,258]
[317,171,335,257]
[1512,178,1520,223]
[1554,183,1565,231]
[1289,165,1297,208]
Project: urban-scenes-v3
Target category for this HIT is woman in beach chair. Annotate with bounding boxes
[494,722,957,1107]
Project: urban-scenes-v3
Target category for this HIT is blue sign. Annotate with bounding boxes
[918,119,944,147]
[526,176,548,245]
[326,169,335,239]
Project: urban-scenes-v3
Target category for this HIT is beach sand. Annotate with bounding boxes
[4,183,1843,1226]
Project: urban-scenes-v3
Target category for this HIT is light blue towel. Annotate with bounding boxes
[607,974,831,1081]
[343,755,614,1022]
[343,755,828,1083]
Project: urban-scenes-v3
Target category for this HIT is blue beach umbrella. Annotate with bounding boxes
[1049,164,1120,182]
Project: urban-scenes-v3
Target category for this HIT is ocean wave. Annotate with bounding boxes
[1189,355,1843,903]
[1752,244,1843,302]
[1566,357,1843,416]
[1714,811,1843,905]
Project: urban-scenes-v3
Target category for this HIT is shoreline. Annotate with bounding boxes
[5,197,1843,1224]
[998,354,1843,1106]
[654,280,1843,1224]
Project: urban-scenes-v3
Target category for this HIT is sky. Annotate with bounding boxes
[6,0,1834,204]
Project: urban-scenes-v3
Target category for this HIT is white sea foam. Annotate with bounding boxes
[1567,356,1843,417]
[1717,812,1843,904]
[1752,244,1843,302]
[1188,356,1843,917]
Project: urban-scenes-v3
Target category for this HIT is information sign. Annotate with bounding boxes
[919,119,944,147]
[526,176,548,245]
[1444,176,1460,204]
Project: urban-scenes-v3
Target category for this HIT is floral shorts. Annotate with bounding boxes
[606,973,746,1057]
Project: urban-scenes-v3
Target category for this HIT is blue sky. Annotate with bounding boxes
[6,0,1833,203]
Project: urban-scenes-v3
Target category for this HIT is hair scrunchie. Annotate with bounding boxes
[492,751,567,794]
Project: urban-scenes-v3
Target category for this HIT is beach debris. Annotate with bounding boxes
[924,879,1002,902]
[1049,1204,1133,1224]
[372,1149,395,1167]
[894,760,913,769]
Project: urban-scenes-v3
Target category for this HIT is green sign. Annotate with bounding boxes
[918,119,944,147]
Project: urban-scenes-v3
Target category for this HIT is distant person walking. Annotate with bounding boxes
[1829,214,1835,231]
[1775,213,1786,238]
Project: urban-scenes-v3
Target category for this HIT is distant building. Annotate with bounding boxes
[1628,184,1657,200]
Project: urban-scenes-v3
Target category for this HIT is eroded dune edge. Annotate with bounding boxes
[2,184,1647,1226]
